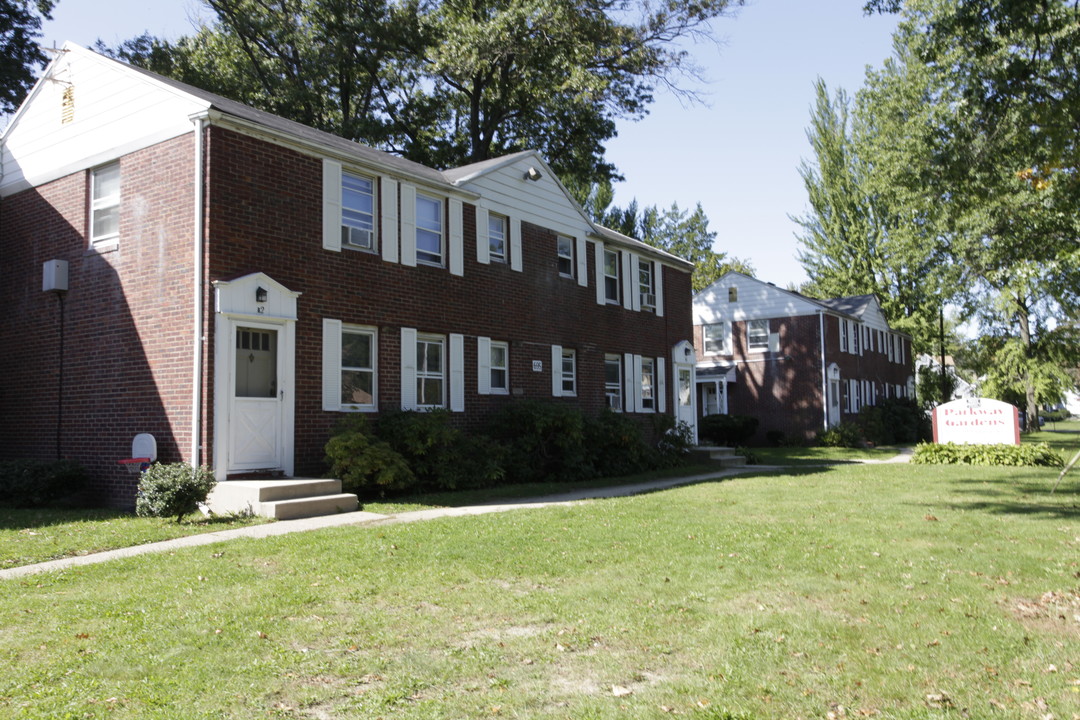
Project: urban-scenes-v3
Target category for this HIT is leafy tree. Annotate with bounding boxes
[800,0,1080,430]
[574,180,753,292]
[0,0,54,114]
[102,0,745,188]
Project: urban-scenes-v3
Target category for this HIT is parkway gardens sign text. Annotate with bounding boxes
[932,397,1021,445]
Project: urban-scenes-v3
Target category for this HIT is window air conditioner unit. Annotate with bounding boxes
[606,393,622,411]
[640,292,656,308]
[343,227,373,249]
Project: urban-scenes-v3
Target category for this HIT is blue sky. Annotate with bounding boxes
[39,0,898,288]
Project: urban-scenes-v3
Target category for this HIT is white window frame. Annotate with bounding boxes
[488,213,507,264]
[557,236,575,278]
[489,340,509,394]
[415,193,444,266]
[638,259,656,310]
[604,353,623,411]
[603,249,620,304]
[640,357,656,412]
[747,319,769,352]
[340,326,378,411]
[416,334,446,408]
[341,171,377,251]
[703,322,730,355]
[560,348,577,396]
[90,162,120,247]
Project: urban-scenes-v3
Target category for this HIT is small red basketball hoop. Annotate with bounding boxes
[118,457,151,476]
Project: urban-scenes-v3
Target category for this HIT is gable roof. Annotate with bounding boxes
[814,294,878,319]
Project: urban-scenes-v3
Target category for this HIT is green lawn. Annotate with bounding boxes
[0,508,267,569]
[1,462,1076,719]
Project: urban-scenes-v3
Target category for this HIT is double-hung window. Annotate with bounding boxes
[90,162,120,247]
[488,214,507,263]
[852,324,861,354]
[341,172,376,250]
[416,335,445,407]
[639,260,656,309]
[840,320,849,353]
[489,341,509,394]
[557,236,575,278]
[560,348,576,395]
[341,327,376,409]
[703,323,729,355]
[416,194,443,265]
[748,319,769,351]
[603,249,620,303]
[640,357,656,411]
[604,354,623,411]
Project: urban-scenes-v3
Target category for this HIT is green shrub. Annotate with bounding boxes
[135,463,216,522]
[911,442,1064,467]
[654,415,694,467]
[817,422,863,448]
[1041,408,1072,423]
[698,414,759,446]
[487,400,592,484]
[324,415,415,495]
[375,410,462,490]
[858,399,930,445]
[584,410,658,477]
[434,432,508,491]
[764,430,786,447]
[0,459,86,508]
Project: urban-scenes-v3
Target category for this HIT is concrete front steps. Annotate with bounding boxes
[692,446,748,469]
[207,478,358,520]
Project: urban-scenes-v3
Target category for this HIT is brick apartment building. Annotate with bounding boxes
[0,44,698,506]
[693,272,914,444]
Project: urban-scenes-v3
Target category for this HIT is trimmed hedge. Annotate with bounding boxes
[911,442,1063,467]
[0,459,86,508]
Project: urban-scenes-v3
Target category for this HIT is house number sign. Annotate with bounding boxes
[532,360,543,372]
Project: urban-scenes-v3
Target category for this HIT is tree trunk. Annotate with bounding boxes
[1016,294,1038,432]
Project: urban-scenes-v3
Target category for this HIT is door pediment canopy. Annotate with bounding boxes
[214,272,301,320]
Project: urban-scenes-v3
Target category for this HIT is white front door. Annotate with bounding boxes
[229,324,284,471]
[674,365,696,441]
[828,379,841,427]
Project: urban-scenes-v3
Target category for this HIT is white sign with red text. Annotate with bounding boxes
[932,397,1020,445]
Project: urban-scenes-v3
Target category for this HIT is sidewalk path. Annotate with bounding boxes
[1,467,756,581]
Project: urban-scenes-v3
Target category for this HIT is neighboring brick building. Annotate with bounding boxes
[0,44,697,506]
[693,272,914,444]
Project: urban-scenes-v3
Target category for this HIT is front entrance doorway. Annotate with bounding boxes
[230,325,283,471]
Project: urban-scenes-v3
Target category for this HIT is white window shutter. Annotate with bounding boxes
[657,357,667,414]
[509,218,522,272]
[575,236,587,287]
[322,318,342,411]
[768,332,780,353]
[476,206,490,264]
[551,345,562,397]
[655,263,664,316]
[624,353,636,412]
[477,336,491,395]
[630,254,641,311]
[449,198,464,276]
[400,327,417,410]
[322,159,342,252]
[380,177,398,263]
[399,184,417,267]
[633,355,644,413]
[450,333,465,411]
[594,242,605,305]
[621,252,633,310]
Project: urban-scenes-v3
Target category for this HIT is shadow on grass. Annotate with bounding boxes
[940,470,1080,519]
[0,507,254,531]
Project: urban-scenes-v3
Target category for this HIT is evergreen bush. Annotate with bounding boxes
[135,463,216,522]
[911,442,1063,467]
[0,459,86,508]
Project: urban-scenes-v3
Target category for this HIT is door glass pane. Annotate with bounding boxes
[235,327,277,398]
[678,369,692,406]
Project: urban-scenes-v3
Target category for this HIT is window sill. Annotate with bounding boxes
[87,239,119,255]
[340,405,378,413]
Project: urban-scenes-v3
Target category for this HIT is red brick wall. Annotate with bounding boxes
[0,135,196,505]
[204,128,693,476]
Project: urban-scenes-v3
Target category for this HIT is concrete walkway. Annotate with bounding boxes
[0,467,755,581]
[1,449,913,581]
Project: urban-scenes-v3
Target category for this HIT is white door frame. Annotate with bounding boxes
[672,341,698,444]
[212,273,300,481]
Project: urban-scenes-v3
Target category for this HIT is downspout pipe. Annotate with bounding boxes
[191,113,208,467]
[819,311,828,432]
